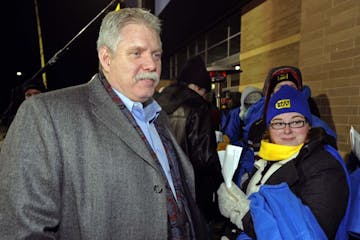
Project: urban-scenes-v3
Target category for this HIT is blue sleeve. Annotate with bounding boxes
[248,183,328,240]
[223,108,242,143]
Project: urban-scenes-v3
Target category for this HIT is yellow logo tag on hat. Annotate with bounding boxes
[275,99,291,109]
[277,73,289,81]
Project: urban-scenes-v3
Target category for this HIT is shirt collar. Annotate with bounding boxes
[112,88,161,123]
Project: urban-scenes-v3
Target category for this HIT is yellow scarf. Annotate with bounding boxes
[258,140,304,161]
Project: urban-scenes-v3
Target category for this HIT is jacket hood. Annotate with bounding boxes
[240,86,263,110]
[262,66,303,99]
[262,66,303,119]
[156,83,205,114]
[177,55,211,92]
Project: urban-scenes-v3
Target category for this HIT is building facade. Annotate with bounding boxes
[156,0,359,157]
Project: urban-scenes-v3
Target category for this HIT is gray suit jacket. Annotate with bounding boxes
[0,74,206,239]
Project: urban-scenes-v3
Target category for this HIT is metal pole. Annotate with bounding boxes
[25,0,119,86]
[34,0,47,89]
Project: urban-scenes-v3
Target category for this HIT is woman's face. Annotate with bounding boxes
[269,112,310,146]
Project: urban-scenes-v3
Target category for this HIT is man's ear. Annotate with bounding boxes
[98,46,112,72]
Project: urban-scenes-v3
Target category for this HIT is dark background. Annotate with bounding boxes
[3,0,249,114]
[3,0,113,113]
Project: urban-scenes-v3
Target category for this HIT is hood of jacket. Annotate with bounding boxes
[156,83,206,114]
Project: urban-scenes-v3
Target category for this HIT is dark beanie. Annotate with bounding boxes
[267,66,303,95]
[22,78,46,94]
[266,85,312,125]
[177,55,211,92]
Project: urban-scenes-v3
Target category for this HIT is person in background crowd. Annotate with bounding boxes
[156,55,223,227]
[218,85,349,239]
[220,91,241,111]
[262,66,320,118]
[23,82,44,99]
[244,65,335,152]
[0,85,24,130]
[221,86,263,146]
[0,78,45,136]
[219,91,240,130]
[236,66,338,182]
[0,123,6,149]
[239,86,263,124]
[0,8,209,239]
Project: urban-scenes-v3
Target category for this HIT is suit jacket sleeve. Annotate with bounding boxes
[0,97,62,239]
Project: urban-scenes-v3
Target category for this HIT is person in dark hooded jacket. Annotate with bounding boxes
[156,55,223,225]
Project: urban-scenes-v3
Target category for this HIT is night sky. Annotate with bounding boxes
[3,0,116,113]
[4,0,247,114]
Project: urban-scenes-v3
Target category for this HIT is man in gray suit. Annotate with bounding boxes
[0,8,208,239]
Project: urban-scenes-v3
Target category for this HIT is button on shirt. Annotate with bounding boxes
[113,88,177,199]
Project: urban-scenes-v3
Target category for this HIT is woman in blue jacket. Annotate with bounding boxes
[217,85,349,239]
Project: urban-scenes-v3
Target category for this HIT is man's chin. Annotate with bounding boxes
[138,90,156,102]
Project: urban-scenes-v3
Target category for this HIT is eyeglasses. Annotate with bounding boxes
[270,120,306,130]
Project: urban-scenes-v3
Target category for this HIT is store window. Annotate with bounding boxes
[170,11,241,89]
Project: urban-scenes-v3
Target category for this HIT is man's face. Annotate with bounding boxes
[25,88,42,99]
[100,24,162,102]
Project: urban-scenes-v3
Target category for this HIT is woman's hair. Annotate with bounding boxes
[96,8,162,54]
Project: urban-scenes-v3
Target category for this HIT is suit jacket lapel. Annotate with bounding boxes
[87,75,161,171]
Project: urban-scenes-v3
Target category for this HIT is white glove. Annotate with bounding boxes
[217,182,250,230]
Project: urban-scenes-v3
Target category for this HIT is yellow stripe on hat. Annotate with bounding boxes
[275,99,290,109]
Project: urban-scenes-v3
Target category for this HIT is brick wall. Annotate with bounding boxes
[299,0,360,155]
[239,0,360,156]
[240,0,301,88]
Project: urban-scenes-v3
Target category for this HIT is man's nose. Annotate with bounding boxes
[142,53,157,71]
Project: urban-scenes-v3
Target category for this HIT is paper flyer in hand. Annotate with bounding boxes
[217,144,243,188]
[350,126,360,160]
